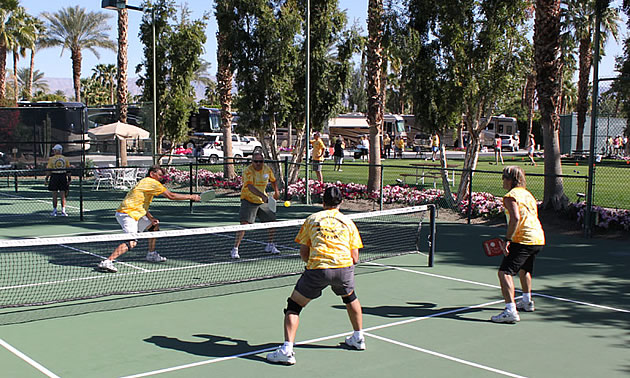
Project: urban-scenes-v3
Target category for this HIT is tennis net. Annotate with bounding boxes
[0,205,436,308]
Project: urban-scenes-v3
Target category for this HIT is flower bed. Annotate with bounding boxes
[569,202,630,230]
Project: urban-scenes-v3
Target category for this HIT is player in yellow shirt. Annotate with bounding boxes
[45,144,71,216]
[430,132,440,161]
[97,165,201,273]
[491,166,545,323]
[267,186,365,365]
[310,131,326,182]
[230,152,280,259]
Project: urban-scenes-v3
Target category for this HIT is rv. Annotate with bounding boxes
[327,113,409,148]
[464,115,519,150]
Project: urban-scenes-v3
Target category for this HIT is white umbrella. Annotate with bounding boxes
[88,121,150,141]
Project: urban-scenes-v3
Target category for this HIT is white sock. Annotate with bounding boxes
[522,293,532,303]
[353,330,364,340]
[506,302,516,312]
[281,341,293,354]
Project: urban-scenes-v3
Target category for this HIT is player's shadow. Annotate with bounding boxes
[333,302,488,323]
[144,334,346,363]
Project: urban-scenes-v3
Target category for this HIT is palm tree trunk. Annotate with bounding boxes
[27,49,34,100]
[0,45,6,101]
[71,48,82,102]
[366,0,384,194]
[117,8,128,123]
[575,36,592,152]
[217,30,235,179]
[12,50,18,102]
[534,0,568,210]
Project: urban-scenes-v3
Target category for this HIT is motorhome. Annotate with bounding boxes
[463,115,519,150]
[327,113,409,148]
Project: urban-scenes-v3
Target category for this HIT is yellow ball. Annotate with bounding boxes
[284,200,291,207]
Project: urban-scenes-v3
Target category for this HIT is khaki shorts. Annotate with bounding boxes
[239,199,276,224]
[312,160,323,171]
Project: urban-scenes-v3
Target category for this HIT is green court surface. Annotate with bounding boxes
[0,220,628,377]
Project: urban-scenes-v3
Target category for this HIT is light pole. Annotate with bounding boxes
[102,0,157,164]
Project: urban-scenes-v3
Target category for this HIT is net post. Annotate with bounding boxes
[13,171,17,192]
[79,166,84,221]
[429,204,436,267]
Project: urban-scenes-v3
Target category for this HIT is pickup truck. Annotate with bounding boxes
[191,132,263,156]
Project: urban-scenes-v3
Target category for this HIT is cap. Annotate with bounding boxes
[52,144,63,151]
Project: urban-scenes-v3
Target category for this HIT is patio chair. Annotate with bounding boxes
[92,168,115,190]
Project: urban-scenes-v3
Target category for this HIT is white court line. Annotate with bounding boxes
[122,299,506,378]
[0,338,60,378]
[365,262,630,313]
[365,333,527,378]
[0,192,82,211]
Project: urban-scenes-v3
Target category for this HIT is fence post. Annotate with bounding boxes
[284,156,289,201]
[467,169,473,224]
[79,166,84,221]
[13,172,17,192]
[379,164,384,211]
[429,204,436,267]
[189,163,194,213]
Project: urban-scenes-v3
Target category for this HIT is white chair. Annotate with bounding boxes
[115,168,138,189]
[135,167,148,181]
[92,168,115,190]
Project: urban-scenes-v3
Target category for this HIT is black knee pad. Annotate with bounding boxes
[284,297,303,315]
[342,291,357,304]
[124,240,137,250]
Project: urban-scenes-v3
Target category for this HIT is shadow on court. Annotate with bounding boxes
[332,302,488,323]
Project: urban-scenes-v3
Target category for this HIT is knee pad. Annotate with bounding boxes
[284,297,303,315]
[342,291,357,304]
[124,240,137,250]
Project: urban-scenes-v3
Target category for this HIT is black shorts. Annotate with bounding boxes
[295,266,355,299]
[499,243,543,275]
[48,173,69,192]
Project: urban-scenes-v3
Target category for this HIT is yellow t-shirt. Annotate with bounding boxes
[504,187,545,245]
[311,138,326,161]
[240,164,276,204]
[117,177,167,221]
[431,135,440,147]
[295,208,363,269]
[47,155,70,173]
[383,136,391,146]
[396,138,405,149]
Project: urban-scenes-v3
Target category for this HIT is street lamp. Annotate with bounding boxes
[102,0,158,164]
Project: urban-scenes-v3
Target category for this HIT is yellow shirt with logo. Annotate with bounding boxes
[240,164,275,204]
[311,138,326,161]
[504,187,545,245]
[117,177,167,221]
[295,208,363,270]
[47,155,70,173]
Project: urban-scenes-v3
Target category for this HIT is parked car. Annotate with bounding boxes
[191,132,262,156]
[198,143,244,164]
[500,134,519,152]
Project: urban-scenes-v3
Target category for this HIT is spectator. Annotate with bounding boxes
[333,136,345,171]
[383,134,392,158]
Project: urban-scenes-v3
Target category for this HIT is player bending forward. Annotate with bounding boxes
[266,186,365,365]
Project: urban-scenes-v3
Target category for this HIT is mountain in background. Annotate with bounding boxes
[45,77,208,102]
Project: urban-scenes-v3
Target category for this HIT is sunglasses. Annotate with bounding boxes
[253,160,264,163]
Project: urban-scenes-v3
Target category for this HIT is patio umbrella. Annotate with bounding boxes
[88,121,150,141]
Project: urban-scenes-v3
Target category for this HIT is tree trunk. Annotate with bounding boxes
[534,0,568,210]
[217,26,235,179]
[26,49,34,100]
[438,144,456,207]
[12,51,18,103]
[117,8,129,123]
[288,127,306,185]
[575,36,592,153]
[456,132,481,202]
[260,116,284,191]
[366,0,384,193]
[71,48,82,102]
[0,45,6,100]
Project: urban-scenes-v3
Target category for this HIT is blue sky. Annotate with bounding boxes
[17,0,628,80]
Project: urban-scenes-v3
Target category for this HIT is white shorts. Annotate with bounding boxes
[116,212,152,233]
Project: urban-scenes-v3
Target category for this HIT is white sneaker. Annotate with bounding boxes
[265,243,280,254]
[59,210,68,217]
[491,309,520,323]
[266,348,296,365]
[97,259,117,273]
[231,247,240,259]
[50,209,57,216]
[516,299,535,312]
[344,334,366,350]
[146,251,166,262]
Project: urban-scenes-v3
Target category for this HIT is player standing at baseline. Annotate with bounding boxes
[492,166,545,323]
[267,186,365,365]
[45,144,71,216]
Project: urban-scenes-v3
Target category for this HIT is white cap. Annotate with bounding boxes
[52,144,63,151]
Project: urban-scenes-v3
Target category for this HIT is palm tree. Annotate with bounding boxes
[8,7,37,103]
[563,0,619,152]
[117,7,128,123]
[366,0,384,193]
[17,67,49,97]
[26,16,44,101]
[39,6,116,103]
[534,0,568,210]
[92,63,117,104]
